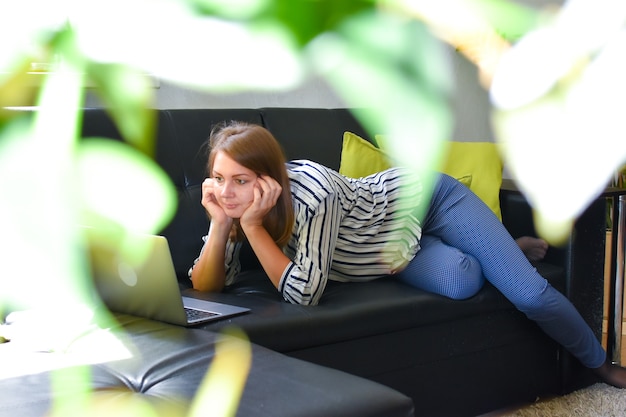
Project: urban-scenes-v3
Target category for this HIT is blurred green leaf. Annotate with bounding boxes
[77,138,177,235]
[310,9,452,214]
[0,59,40,111]
[0,67,87,312]
[338,9,452,98]
[267,0,375,46]
[87,63,156,157]
[468,0,541,41]
[189,328,252,417]
[186,0,271,19]
[70,0,303,92]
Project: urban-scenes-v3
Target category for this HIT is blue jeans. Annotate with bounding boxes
[396,173,606,368]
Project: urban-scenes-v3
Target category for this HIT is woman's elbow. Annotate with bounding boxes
[192,279,224,293]
[190,271,225,293]
[283,290,319,306]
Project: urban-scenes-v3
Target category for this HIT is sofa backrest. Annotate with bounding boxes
[79,108,371,282]
[259,108,370,170]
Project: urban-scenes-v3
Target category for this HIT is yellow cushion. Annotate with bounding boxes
[339,131,502,220]
[339,131,393,178]
[440,141,503,220]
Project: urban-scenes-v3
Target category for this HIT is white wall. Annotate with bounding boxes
[137,48,495,143]
[84,0,562,150]
[448,50,495,143]
[153,75,347,110]
[85,47,494,142]
[83,45,509,178]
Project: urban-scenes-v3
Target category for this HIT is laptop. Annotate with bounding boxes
[89,232,249,326]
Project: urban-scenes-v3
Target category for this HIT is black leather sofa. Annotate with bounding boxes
[91,107,608,416]
[0,314,414,417]
[2,107,607,417]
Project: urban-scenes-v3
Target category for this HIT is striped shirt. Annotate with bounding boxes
[198,160,424,305]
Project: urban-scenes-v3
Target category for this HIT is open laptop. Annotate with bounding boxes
[89,232,249,326]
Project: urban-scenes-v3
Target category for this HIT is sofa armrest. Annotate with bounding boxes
[500,179,606,309]
[500,179,566,267]
[499,178,607,392]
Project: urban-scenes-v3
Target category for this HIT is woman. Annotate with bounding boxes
[189,121,626,387]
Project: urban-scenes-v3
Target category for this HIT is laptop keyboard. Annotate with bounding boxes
[185,307,219,321]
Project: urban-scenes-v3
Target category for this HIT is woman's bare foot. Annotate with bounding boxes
[516,236,548,262]
[593,360,626,388]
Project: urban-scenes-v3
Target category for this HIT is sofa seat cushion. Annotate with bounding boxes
[0,315,414,417]
[186,261,563,353]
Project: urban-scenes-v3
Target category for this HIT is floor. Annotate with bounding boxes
[477,322,626,417]
[480,231,624,416]
[478,239,626,417]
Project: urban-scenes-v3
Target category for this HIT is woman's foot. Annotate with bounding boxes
[516,236,548,262]
[593,360,626,388]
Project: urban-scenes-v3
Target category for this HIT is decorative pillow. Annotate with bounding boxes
[440,141,503,220]
[339,131,392,178]
[339,131,502,220]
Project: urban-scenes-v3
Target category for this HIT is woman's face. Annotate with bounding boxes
[211,151,257,218]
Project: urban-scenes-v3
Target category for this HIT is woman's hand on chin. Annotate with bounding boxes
[202,178,232,226]
[240,175,281,229]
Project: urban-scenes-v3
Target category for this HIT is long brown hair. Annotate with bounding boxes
[207,121,294,248]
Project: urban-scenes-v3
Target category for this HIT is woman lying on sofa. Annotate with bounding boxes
[189,121,626,388]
